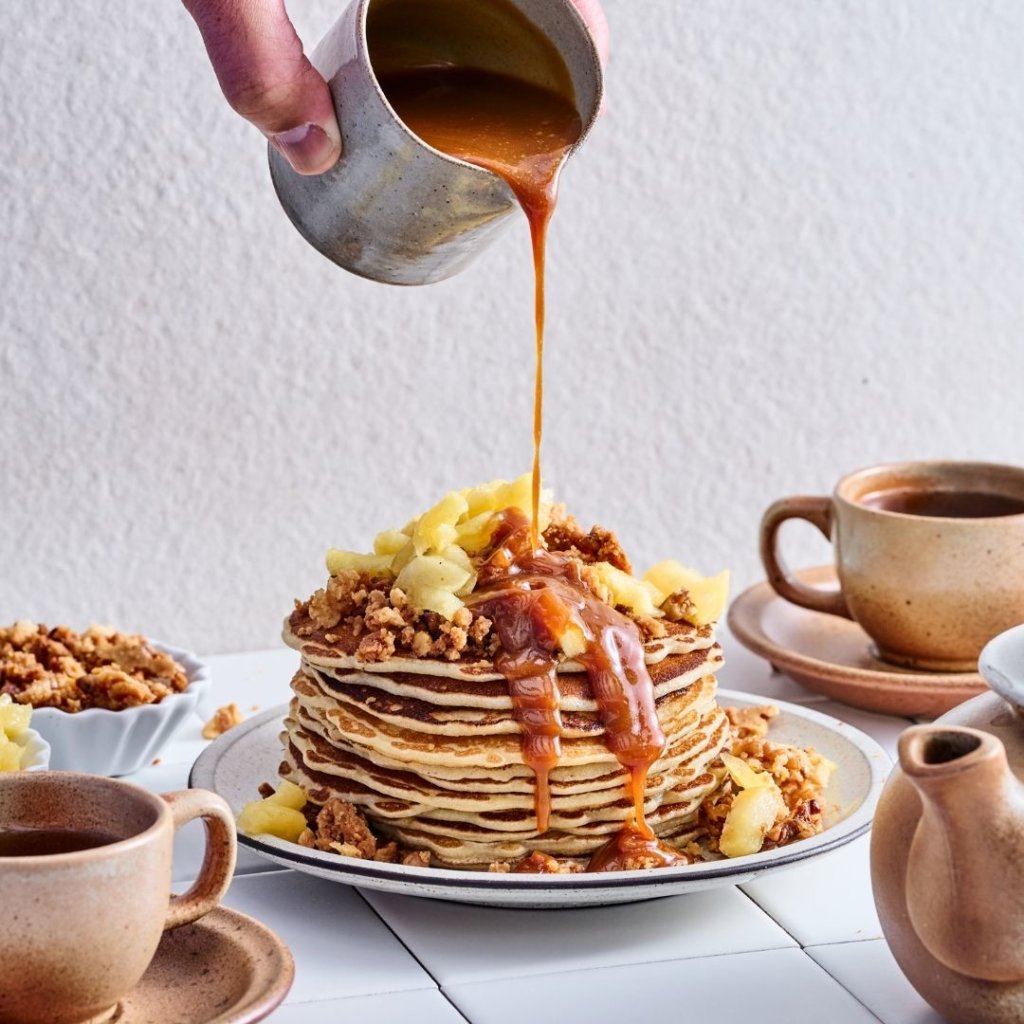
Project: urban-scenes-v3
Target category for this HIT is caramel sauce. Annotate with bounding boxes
[372,10,680,870]
[468,511,684,869]
[374,68,582,548]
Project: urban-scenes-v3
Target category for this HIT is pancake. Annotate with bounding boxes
[273,489,735,870]
[283,705,729,816]
[283,617,718,681]
[304,644,723,713]
[281,637,732,868]
[290,669,718,768]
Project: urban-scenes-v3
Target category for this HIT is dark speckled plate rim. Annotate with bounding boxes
[190,694,887,898]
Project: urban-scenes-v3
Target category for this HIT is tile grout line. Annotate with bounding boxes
[406,944,833,993]
[280,984,440,1007]
[734,888,886,1024]
[354,889,472,1023]
[735,885,887,1022]
[801,952,886,1024]
[736,885,809,945]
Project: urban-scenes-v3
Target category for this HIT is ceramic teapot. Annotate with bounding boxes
[871,623,1024,1024]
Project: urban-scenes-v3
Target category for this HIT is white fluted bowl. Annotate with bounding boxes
[30,643,209,776]
[17,727,51,771]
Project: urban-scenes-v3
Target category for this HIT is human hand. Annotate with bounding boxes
[182,0,609,178]
[183,0,342,176]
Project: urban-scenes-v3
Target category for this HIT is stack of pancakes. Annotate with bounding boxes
[281,621,730,869]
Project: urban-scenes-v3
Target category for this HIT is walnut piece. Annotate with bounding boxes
[0,622,188,713]
[543,508,632,573]
[202,703,244,740]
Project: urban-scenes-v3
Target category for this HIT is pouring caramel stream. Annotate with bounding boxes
[376,36,680,869]
[376,67,581,548]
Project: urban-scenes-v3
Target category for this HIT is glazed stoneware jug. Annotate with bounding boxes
[871,623,1024,1024]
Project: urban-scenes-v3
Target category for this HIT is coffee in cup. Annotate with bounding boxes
[0,772,236,1024]
[759,461,1024,672]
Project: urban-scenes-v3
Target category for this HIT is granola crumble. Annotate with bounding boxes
[291,572,501,664]
[542,506,632,573]
[295,797,432,867]
[202,702,244,739]
[0,621,188,712]
[697,704,832,852]
[289,511,685,665]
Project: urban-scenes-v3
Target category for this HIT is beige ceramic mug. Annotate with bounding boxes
[760,461,1024,672]
[0,772,237,1024]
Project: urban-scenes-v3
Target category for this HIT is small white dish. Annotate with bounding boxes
[17,727,51,771]
[191,691,891,908]
[32,643,209,777]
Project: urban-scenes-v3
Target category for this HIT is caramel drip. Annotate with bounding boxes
[469,510,685,868]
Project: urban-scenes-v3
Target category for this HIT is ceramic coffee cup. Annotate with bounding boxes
[0,772,236,1024]
[760,461,1024,672]
[269,0,603,285]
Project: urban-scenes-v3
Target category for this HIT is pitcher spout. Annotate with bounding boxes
[898,724,1024,983]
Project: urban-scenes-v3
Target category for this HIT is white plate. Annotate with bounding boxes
[190,691,890,908]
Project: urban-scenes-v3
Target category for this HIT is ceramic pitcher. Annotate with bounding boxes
[269,0,603,285]
[871,623,1024,1024]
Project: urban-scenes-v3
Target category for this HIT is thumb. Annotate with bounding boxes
[183,0,341,175]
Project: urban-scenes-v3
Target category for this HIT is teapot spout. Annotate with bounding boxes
[899,724,1024,983]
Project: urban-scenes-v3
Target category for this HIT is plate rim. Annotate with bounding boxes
[190,688,889,894]
[728,567,985,690]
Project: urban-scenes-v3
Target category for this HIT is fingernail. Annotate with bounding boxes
[271,122,341,175]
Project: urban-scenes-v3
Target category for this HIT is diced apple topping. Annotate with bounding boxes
[642,561,730,627]
[319,477,729,632]
[237,781,309,842]
[718,752,786,858]
[323,474,550,621]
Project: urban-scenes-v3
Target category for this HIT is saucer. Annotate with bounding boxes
[106,905,293,1023]
[727,566,988,717]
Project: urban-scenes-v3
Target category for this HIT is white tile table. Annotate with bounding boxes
[124,629,945,1023]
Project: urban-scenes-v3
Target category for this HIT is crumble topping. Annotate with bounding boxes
[202,702,244,739]
[696,705,832,851]
[293,573,499,663]
[296,797,430,866]
[542,506,632,573]
[509,851,585,874]
[290,511,695,664]
[0,621,188,712]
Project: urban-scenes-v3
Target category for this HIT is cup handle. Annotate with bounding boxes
[759,496,852,619]
[161,789,237,931]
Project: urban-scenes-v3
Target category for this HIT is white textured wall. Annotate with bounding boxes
[2,2,1023,653]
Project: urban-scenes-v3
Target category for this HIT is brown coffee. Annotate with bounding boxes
[0,826,120,857]
[860,489,1024,519]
